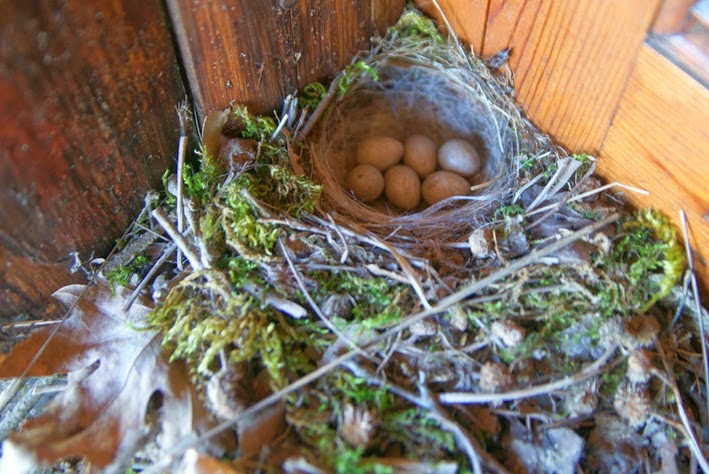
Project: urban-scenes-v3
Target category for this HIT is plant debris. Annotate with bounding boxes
[1,6,707,474]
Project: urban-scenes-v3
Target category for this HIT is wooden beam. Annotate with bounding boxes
[0,1,186,317]
[598,44,709,294]
[167,0,405,120]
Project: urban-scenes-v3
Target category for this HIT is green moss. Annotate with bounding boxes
[338,61,379,96]
[389,8,444,44]
[229,104,277,140]
[494,204,524,220]
[613,209,686,311]
[300,82,328,109]
[106,255,149,292]
[311,271,408,327]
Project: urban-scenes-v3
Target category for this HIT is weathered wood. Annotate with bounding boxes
[167,0,405,121]
[647,34,709,87]
[598,44,709,293]
[0,1,186,318]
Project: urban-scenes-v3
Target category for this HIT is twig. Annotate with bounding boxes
[145,214,621,469]
[122,243,178,312]
[679,209,709,420]
[297,70,344,140]
[241,281,307,320]
[439,344,618,405]
[176,101,190,271]
[524,182,649,219]
[151,207,202,271]
[327,214,349,264]
[342,360,511,474]
[654,341,709,472]
[526,159,596,231]
[0,320,61,331]
[278,239,374,360]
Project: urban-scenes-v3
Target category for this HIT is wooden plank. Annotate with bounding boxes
[168,0,405,120]
[415,0,489,55]
[598,44,709,293]
[508,0,660,154]
[651,0,694,33]
[0,1,186,317]
[647,34,709,87]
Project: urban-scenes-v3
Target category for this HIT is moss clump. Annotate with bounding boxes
[612,209,686,311]
[106,254,149,292]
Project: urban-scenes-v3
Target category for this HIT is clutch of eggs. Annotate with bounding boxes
[346,134,482,210]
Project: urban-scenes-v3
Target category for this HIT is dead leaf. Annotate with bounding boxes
[0,281,232,473]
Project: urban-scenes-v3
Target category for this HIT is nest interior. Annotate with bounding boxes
[312,50,517,242]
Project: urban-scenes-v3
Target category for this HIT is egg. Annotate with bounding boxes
[346,164,384,203]
[422,170,471,205]
[384,165,421,210]
[438,139,482,177]
[356,136,404,170]
[403,134,437,177]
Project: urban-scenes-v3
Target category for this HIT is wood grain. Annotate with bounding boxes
[167,0,405,121]
[0,1,186,317]
[415,0,489,55]
[417,1,661,154]
[508,0,660,154]
[651,0,694,33]
[598,44,709,292]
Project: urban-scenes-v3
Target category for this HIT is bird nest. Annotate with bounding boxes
[311,23,520,243]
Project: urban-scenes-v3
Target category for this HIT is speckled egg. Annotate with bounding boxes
[438,139,482,177]
[384,165,421,210]
[403,134,437,178]
[421,170,471,205]
[346,164,384,203]
[356,136,404,170]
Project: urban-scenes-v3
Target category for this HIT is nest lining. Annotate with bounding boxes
[311,37,525,242]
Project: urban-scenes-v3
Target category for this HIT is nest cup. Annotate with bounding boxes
[313,55,517,242]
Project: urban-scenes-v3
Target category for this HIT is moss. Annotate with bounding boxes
[338,61,379,96]
[494,204,524,220]
[612,209,686,311]
[389,8,444,44]
[106,255,149,292]
[311,271,408,327]
[229,104,277,140]
[300,82,328,109]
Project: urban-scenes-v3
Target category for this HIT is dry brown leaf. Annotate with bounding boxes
[0,281,231,473]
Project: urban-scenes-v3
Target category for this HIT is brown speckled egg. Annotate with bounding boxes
[356,136,404,170]
[347,164,384,203]
[422,170,471,205]
[384,165,421,210]
[403,134,437,178]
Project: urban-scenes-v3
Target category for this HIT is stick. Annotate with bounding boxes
[122,243,178,312]
[176,101,190,271]
[297,70,344,140]
[145,214,620,470]
[679,209,709,419]
[278,239,373,359]
[151,207,202,271]
[439,344,618,405]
